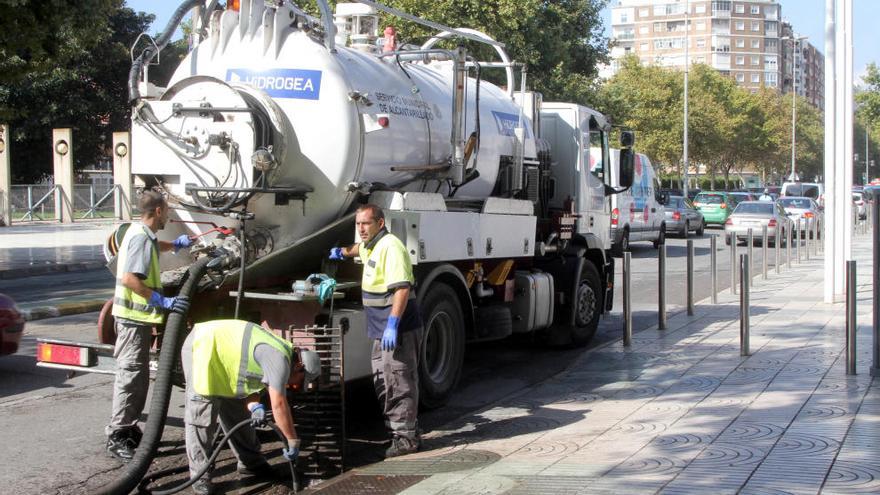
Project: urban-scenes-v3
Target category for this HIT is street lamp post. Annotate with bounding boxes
[784,35,808,181]
[683,0,690,198]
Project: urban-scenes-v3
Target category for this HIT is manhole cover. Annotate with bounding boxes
[309,474,427,494]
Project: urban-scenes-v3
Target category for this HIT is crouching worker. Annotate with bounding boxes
[181,319,320,495]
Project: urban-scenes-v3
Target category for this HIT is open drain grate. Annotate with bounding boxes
[291,324,345,482]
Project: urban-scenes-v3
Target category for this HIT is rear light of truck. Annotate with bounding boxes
[673,211,681,221]
[37,342,92,367]
[804,212,815,218]
[768,219,777,227]
[720,203,727,209]
[611,208,619,226]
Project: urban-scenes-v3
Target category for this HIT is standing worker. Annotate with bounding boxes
[329,204,423,458]
[759,188,773,201]
[105,190,193,460]
[181,319,320,495]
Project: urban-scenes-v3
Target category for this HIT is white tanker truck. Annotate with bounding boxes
[40,0,635,409]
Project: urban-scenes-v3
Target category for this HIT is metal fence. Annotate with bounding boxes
[9,184,120,221]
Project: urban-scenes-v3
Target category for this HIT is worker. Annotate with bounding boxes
[181,319,320,495]
[759,188,773,201]
[329,204,423,458]
[105,190,193,460]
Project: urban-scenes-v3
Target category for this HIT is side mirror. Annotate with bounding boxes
[660,192,670,205]
[618,148,634,189]
[620,130,635,148]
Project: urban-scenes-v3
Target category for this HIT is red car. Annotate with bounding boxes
[0,293,25,355]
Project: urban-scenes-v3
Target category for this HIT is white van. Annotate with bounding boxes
[608,150,666,256]
[781,182,825,208]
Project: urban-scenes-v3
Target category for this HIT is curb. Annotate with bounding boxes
[21,299,107,322]
[0,261,106,280]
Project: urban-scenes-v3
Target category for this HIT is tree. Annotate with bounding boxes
[856,63,880,133]
[0,3,188,182]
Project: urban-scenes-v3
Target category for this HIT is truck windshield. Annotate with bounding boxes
[785,184,820,199]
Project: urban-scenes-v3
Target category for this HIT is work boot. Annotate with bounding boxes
[128,425,143,448]
[106,431,136,461]
[191,477,214,495]
[385,436,419,458]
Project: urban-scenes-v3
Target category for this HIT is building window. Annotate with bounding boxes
[655,22,664,32]
[640,42,649,51]
[640,25,649,34]
[751,56,760,65]
[736,73,745,82]
[736,55,745,65]
[765,21,778,32]
[697,21,706,31]
[640,8,649,17]
[736,38,745,48]
[654,5,666,16]
[766,38,778,49]
[752,39,760,49]
[697,38,706,48]
[765,72,778,87]
[752,21,760,32]
[751,5,760,15]
[697,56,706,63]
[735,4,745,14]
[751,73,761,83]
[620,12,629,23]
[696,4,707,14]
[736,21,745,30]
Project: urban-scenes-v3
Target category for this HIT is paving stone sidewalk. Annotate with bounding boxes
[314,234,880,495]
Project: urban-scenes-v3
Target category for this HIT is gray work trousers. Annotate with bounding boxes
[371,329,421,442]
[181,334,267,479]
[106,320,151,436]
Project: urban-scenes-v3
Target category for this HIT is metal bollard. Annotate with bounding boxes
[873,201,880,376]
[740,253,750,356]
[806,219,811,260]
[786,222,793,269]
[775,224,781,274]
[747,228,754,284]
[659,243,667,330]
[623,252,632,347]
[711,235,718,304]
[846,260,857,375]
[730,232,738,295]
[687,240,695,316]
[762,224,768,280]
[795,218,801,263]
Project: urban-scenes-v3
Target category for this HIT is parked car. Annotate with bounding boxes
[693,191,739,226]
[664,196,705,237]
[778,196,823,238]
[724,201,790,246]
[609,150,667,255]
[781,182,825,208]
[853,192,867,220]
[0,293,25,356]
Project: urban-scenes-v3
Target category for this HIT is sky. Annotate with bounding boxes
[129,0,877,80]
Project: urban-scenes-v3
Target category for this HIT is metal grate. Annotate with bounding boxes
[290,324,345,482]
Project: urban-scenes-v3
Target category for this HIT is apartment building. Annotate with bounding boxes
[609,1,800,96]
[780,22,825,110]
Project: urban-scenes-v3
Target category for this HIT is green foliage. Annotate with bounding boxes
[0,3,188,182]
[596,57,825,185]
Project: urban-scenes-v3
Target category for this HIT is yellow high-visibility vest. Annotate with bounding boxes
[111,224,164,324]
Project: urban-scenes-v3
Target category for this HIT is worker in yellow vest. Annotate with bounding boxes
[181,319,320,495]
[329,204,423,458]
[105,190,193,460]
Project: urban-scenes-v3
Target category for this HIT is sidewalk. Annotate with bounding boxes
[312,235,879,494]
[0,221,118,319]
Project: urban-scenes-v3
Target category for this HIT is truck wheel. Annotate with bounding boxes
[419,283,465,409]
[98,299,116,344]
[570,262,602,346]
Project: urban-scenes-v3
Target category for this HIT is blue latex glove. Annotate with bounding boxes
[282,446,299,462]
[148,292,189,314]
[172,234,193,253]
[328,247,344,260]
[382,316,400,351]
[249,403,267,428]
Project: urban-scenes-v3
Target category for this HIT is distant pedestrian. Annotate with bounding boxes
[105,190,193,460]
[759,188,773,201]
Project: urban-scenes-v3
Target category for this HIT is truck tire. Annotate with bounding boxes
[98,299,116,344]
[419,283,465,409]
[570,262,602,346]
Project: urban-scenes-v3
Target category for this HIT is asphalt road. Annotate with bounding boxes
[0,227,808,493]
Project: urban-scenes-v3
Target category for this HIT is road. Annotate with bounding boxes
[0,228,810,493]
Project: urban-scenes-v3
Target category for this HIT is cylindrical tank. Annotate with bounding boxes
[141,4,533,262]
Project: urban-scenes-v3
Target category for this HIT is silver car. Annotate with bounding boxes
[724,201,790,246]
[778,196,822,238]
[664,196,705,237]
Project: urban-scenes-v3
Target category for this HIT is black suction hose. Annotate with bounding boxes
[139,419,298,494]
[96,257,212,495]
